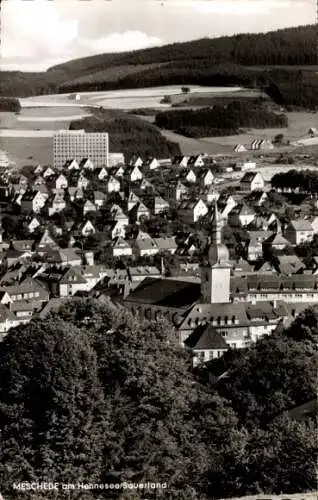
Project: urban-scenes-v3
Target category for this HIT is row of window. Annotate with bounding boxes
[11,291,40,300]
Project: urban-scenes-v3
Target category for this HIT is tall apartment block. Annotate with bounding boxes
[53,130,109,168]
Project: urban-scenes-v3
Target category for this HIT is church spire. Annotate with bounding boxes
[212,201,222,245]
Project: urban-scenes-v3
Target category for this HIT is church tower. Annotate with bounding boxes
[201,202,231,304]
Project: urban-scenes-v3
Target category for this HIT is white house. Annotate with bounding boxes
[55,174,68,190]
[233,144,247,153]
[64,159,80,170]
[43,166,55,178]
[179,199,208,223]
[81,220,96,237]
[83,200,97,216]
[79,158,95,170]
[27,217,41,234]
[240,172,265,192]
[112,237,132,257]
[97,167,108,181]
[107,176,121,193]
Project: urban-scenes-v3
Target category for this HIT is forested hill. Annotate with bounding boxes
[49,24,316,75]
[0,24,316,99]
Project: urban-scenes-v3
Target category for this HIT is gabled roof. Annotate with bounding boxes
[289,219,313,232]
[153,237,177,250]
[112,237,131,249]
[60,267,87,285]
[185,323,228,350]
[241,171,262,183]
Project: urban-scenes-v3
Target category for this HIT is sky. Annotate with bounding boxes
[0,0,316,71]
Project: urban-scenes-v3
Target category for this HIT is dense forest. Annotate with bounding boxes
[70,109,180,159]
[0,298,316,499]
[155,100,288,138]
[271,169,318,193]
[0,25,317,110]
[0,97,21,112]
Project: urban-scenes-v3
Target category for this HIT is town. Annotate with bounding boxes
[0,128,318,369]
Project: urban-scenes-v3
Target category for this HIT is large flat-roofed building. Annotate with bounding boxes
[53,130,109,168]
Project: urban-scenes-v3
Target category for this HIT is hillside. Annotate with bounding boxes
[0,24,316,102]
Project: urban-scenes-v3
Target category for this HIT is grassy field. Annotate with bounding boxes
[0,137,52,166]
[194,112,318,148]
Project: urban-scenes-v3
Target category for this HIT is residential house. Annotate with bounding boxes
[64,159,80,170]
[127,191,141,211]
[77,174,90,190]
[263,232,290,252]
[228,203,255,227]
[81,220,96,237]
[233,144,247,153]
[188,155,205,168]
[106,220,126,240]
[245,190,268,207]
[112,237,132,257]
[174,181,189,202]
[21,191,48,213]
[0,305,21,340]
[172,155,188,168]
[57,248,82,266]
[205,186,220,204]
[145,158,159,170]
[251,139,274,150]
[247,231,272,261]
[129,201,150,223]
[27,217,41,234]
[179,199,208,223]
[130,156,143,168]
[184,324,228,366]
[1,277,49,306]
[43,166,55,178]
[275,255,305,275]
[240,172,265,192]
[55,173,68,190]
[217,194,237,219]
[125,165,143,183]
[94,191,106,208]
[284,220,314,245]
[180,168,196,184]
[153,237,177,255]
[48,192,66,216]
[152,196,170,215]
[83,200,97,216]
[68,186,83,201]
[59,267,88,297]
[34,165,44,175]
[79,158,94,170]
[37,229,59,251]
[198,168,214,186]
[107,175,121,193]
[134,238,159,257]
[96,167,108,181]
[34,175,45,187]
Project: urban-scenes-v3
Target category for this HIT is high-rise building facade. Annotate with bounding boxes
[53,130,109,168]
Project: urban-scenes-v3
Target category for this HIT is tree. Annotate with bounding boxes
[216,330,317,427]
[0,319,107,499]
[56,299,238,499]
[273,133,284,144]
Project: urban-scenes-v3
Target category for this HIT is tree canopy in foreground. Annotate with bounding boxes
[0,298,317,499]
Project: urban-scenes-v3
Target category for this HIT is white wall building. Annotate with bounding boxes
[53,130,109,169]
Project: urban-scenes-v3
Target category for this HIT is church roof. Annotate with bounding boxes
[124,277,201,309]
